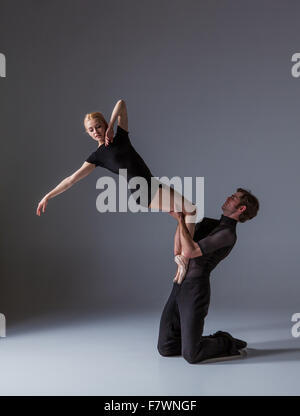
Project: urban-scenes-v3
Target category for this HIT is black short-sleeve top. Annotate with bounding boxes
[86,126,153,185]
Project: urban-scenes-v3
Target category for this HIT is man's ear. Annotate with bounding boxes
[238,205,247,213]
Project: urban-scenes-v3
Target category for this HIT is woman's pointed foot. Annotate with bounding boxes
[174,255,188,284]
[173,266,180,283]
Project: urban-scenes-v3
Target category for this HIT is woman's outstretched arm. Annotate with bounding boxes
[36,162,95,216]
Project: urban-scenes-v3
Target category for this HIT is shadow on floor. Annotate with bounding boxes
[204,340,300,365]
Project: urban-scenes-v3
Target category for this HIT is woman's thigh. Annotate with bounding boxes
[149,181,195,214]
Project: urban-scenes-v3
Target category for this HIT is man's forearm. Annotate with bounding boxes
[108,99,125,127]
[178,217,197,258]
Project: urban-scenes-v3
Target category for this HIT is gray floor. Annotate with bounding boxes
[0,309,299,396]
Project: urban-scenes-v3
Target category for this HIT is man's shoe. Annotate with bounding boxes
[200,348,247,364]
[213,330,247,350]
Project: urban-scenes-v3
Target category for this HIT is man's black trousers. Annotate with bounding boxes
[157,275,239,364]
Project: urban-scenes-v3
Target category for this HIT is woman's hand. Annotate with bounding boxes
[105,125,114,146]
[36,196,49,216]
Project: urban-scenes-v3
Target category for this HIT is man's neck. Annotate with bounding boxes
[221,212,239,222]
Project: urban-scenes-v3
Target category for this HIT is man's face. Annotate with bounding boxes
[222,191,244,217]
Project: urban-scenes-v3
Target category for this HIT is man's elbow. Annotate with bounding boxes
[183,247,203,259]
[182,248,194,259]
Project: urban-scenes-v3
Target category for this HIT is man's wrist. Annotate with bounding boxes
[178,214,185,224]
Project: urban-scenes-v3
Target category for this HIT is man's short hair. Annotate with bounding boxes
[237,188,259,223]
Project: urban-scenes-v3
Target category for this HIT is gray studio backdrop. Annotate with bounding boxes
[1,0,299,329]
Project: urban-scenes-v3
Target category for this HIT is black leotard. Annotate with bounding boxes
[86,126,154,205]
[186,215,237,279]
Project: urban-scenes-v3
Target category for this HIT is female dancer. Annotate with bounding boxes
[36,100,197,282]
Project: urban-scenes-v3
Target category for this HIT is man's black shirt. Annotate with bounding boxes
[186,215,237,279]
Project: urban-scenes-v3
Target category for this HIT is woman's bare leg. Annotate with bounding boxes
[149,184,197,234]
[174,224,181,256]
[173,219,193,283]
[173,211,194,283]
[149,184,198,283]
[173,224,182,283]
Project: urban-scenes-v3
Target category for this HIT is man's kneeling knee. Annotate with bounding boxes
[157,345,181,357]
[182,351,200,364]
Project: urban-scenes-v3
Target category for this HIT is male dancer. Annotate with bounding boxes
[157,188,259,364]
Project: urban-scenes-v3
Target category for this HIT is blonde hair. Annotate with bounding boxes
[84,112,108,131]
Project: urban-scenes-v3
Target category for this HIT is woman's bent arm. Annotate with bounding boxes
[105,99,128,145]
[108,99,128,130]
[36,162,95,216]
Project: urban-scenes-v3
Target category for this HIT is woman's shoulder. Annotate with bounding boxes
[113,125,130,144]
[85,147,104,166]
